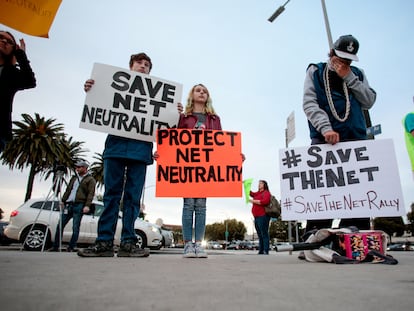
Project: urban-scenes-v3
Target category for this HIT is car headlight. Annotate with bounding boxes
[150,226,159,233]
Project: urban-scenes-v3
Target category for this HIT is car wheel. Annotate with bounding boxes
[22,225,51,251]
[135,230,147,249]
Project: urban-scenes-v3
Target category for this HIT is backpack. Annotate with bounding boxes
[265,195,281,218]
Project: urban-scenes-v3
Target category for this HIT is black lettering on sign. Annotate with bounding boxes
[81,104,173,136]
[307,146,370,168]
[157,129,237,146]
[110,71,176,102]
[157,165,242,183]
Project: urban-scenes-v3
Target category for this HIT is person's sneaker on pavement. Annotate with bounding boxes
[183,241,196,258]
[195,242,208,258]
[117,241,150,257]
[77,240,114,257]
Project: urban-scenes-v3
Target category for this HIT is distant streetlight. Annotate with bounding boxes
[268,0,290,23]
[268,0,333,49]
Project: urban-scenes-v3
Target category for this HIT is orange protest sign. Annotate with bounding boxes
[156,129,243,197]
[0,0,62,38]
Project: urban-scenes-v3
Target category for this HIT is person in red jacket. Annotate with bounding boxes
[250,180,271,254]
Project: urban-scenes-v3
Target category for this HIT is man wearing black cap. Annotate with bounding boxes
[50,161,96,252]
[302,34,376,231]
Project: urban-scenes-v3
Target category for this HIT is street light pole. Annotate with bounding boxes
[320,0,333,48]
[268,0,291,22]
[269,0,334,246]
[269,0,333,50]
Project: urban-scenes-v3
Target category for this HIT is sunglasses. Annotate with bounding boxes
[0,33,15,46]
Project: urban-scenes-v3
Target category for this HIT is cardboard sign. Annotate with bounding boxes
[156,129,243,197]
[279,139,405,221]
[0,0,62,38]
[80,63,182,142]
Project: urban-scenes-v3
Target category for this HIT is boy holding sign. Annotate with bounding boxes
[78,53,182,257]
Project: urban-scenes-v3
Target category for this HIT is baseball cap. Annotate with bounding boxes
[333,35,359,61]
[75,160,89,168]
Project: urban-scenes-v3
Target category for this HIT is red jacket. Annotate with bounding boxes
[250,190,271,217]
[178,113,222,130]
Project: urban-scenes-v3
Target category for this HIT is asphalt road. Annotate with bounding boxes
[0,246,413,311]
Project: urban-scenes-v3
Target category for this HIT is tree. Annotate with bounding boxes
[1,113,85,201]
[205,219,246,241]
[90,152,104,189]
[374,217,405,240]
[269,220,289,241]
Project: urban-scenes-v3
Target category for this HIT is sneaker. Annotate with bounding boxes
[117,242,150,257]
[195,242,208,258]
[77,241,114,257]
[183,242,197,258]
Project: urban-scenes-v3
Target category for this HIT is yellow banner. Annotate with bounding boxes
[0,0,62,38]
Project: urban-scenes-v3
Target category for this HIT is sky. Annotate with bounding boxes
[1,0,413,236]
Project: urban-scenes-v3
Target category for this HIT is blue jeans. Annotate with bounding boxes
[254,215,271,254]
[97,158,146,244]
[53,202,84,249]
[182,198,206,242]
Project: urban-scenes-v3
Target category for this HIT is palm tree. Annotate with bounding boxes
[90,152,104,189]
[44,135,87,196]
[1,113,85,201]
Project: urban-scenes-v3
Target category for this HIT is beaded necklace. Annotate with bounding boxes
[323,64,350,122]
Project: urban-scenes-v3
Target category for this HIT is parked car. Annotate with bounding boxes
[0,220,18,246]
[387,243,413,251]
[207,241,222,249]
[227,241,242,250]
[239,240,258,250]
[4,199,162,251]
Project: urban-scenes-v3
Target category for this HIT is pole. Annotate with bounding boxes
[225,220,228,250]
[285,128,293,247]
[320,0,333,48]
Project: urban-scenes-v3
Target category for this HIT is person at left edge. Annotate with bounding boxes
[0,30,36,153]
[50,161,96,252]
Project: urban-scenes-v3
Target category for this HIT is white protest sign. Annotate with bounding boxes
[79,63,182,142]
[279,139,405,221]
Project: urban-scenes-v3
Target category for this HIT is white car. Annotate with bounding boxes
[4,199,162,251]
